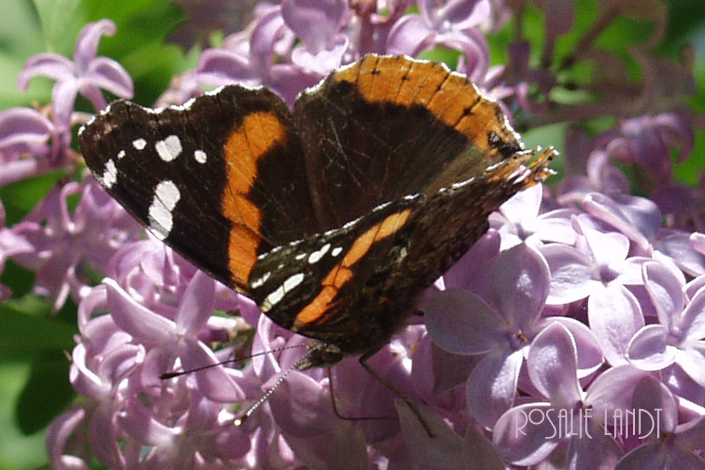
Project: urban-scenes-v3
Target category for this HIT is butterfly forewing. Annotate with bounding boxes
[79,86,319,291]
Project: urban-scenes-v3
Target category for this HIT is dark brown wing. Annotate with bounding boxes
[79,86,319,291]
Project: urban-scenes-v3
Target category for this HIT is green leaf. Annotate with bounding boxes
[0,301,76,361]
[0,261,35,299]
[0,364,49,468]
[83,0,190,103]
[0,170,65,226]
[32,0,83,53]
[16,351,75,435]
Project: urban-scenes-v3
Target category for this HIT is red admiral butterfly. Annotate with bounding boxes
[79,54,554,370]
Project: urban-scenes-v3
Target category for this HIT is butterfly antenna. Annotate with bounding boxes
[159,345,307,379]
[234,343,323,426]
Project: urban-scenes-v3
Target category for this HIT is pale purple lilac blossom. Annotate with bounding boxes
[492,322,623,469]
[0,1,702,469]
[1,20,132,187]
[17,19,133,129]
[425,242,603,429]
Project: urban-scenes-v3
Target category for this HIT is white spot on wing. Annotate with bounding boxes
[308,243,330,264]
[194,150,207,164]
[133,138,147,150]
[250,271,271,289]
[117,150,126,160]
[260,273,305,312]
[148,180,181,240]
[155,135,183,162]
[331,247,343,257]
[101,159,118,188]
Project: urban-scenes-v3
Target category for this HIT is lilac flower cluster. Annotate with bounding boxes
[1,1,704,469]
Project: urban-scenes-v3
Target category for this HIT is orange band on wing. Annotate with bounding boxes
[331,55,516,154]
[293,208,412,327]
[222,111,288,287]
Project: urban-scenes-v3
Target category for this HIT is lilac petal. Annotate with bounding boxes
[424,289,505,355]
[630,375,678,433]
[209,424,250,460]
[267,370,334,438]
[656,230,705,277]
[583,193,660,249]
[96,343,143,388]
[291,37,347,75]
[493,403,559,466]
[52,78,80,127]
[687,275,705,300]
[615,443,705,470]
[386,15,434,55]
[613,442,666,470]
[677,416,705,453]
[104,278,175,343]
[174,271,214,334]
[119,398,176,446]
[541,244,599,304]
[579,218,630,268]
[0,155,45,185]
[491,243,550,326]
[545,317,604,376]
[88,401,125,468]
[585,365,651,417]
[528,322,582,406]
[614,255,651,285]
[644,261,685,328]
[17,53,75,90]
[436,0,491,29]
[0,107,53,150]
[74,20,116,70]
[140,342,179,392]
[497,177,541,224]
[653,113,695,162]
[396,401,464,470]
[441,229,500,294]
[282,0,347,52]
[185,342,244,402]
[249,8,287,74]
[267,63,320,107]
[588,283,644,366]
[627,324,676,370]
[46,408,87,470]
[461,423,506,470]
[692,232,705,255]
[675,344,705,387]
[412,336,481,396]
[85,57,134,99]
[568,421,624,470]
[612,193,661,241]
[534,209,580,245]
[680,287,705,340]
[466,349,523,429]
[196,49,260,86]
